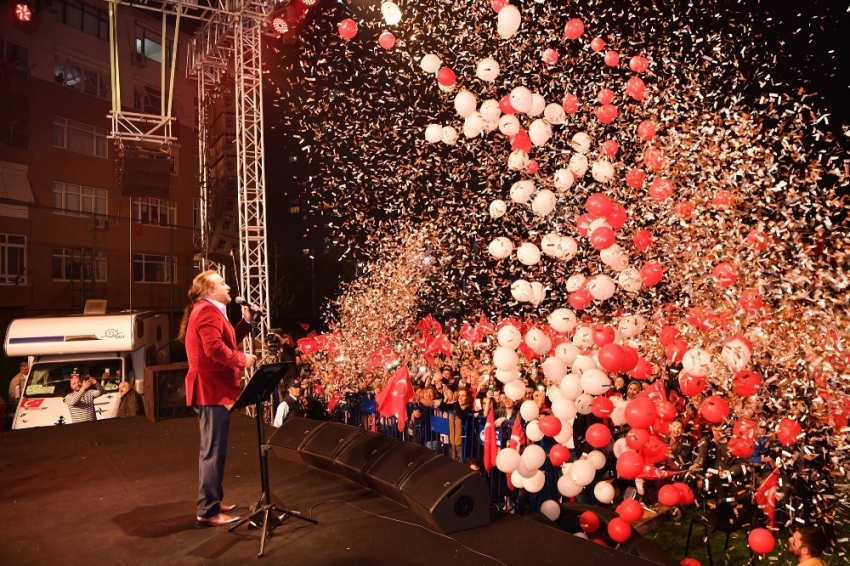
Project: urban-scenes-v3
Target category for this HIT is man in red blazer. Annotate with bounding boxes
[180,270,257,527]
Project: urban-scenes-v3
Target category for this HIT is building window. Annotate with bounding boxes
[52,117,108,158]
[134,26,172,65]
[133,197,176,227]
[0,234,26,285]
[133,85,161,114]
[2,40,29,79]
[52,182,107,216]
[133,253,174,283]
[54,55,109,99]
[52,248,107,282]
[288,206,300,214]
[56,0,109,41]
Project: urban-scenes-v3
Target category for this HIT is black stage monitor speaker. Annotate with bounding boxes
[143,363,193,422]
[362,442,437,506]
[267,417,329,464]
[399,456,490,534]
[332,430,399,486]
[298,422,364,473]
[119,147,172,199]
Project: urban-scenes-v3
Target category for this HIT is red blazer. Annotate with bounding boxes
[184,300,252,406]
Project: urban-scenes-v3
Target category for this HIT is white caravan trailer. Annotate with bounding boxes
[4,311,169,429]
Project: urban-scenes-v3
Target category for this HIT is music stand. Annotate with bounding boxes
[228,362,317,557]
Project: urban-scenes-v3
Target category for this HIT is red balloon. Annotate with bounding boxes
[733,418,758,439]
[491,0,507,12]
[590,36,606,52]
[625,76,646,101]
[658,484,682,506]
[592,324,616,347]
[653,418,671,436]
[549,444,570,466]
[680,558,702,566]
[580,510,601,533]
[679,373,707,396]
[629,55,649,73]
[538,415,563,437]
[606,203,627,229]
[674,482,694,504]
[700,395,730,424]
[649,178,674,203]
[666,339,688,364]
[607,519,633,543]
[603,139,619,157]
[542,48,559,66]
[598,343,625,372]
[659,326,680,347]
[738,288,763,313]
[597,104,618,124]
[569,289,593,310]
[625,397,657,429]
[643,147,664,171]
[591,396,615,419]
[637,120,656,141]
[626,428,650,450]
[510,130,532,153]
[525,159,539,175]
[748,528,775,554]
[633,229,653,251]
[777,418,803,446]
[712,262,738,287]
[591,538,608,546]
[603,50,620,67]
[378,32,395,50]
[746,230,768,251]
[674,200,696,219]
[655,400,677,422]
[732,370,762,396]
[586,423,612,448]
[616,451,645,480]
[597,87,614,105]
[640,262,664,287]
[713,190,734,210]
[562,93,580,114]
[619,345,639,372]
[644,435,667,463]
[586,193,613,217]
[616,499,643,523]
[629,358,653,380]
[499,94,516,115]
[564,18,585,40]
[575,213,594,237]
[625,167,646,189]
[729,436,755,459]
[437,67,456,86]
[337,18,358,40]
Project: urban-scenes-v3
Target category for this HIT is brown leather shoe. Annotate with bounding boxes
[220,503,239,513]
[196,513,241,527]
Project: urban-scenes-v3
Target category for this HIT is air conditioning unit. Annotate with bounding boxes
[90,216,108,230]
[131,50,147,67]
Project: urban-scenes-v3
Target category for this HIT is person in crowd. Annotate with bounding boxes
[273,378,307,427]
[117,381,142,417]
[8,361,28,410]
[445,387,475,461]
[63,369,105,423]
[692,424,747,508]
[179,270,256,528]
[625,380,641,400]
[787,524,830,566]
[494,393,518,426]
[410,385,440,449]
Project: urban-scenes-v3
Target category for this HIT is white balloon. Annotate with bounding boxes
[510,86,533,114]
[510,470,526,489]
[510,279,533,302]
[610,402,627,426]
[497,5,521,39]
[580,368,611,395]
[424,124,443,143]
[721,337,752,373]
[493,346,519,371]
[522,444,546,470]
[507,150,529,171]
[524,469,546,493]
[618,315,646,338]
[520,400,540,422]
[541,233,562,258]
[525,419,544,442]
[529,93,546,117]
[682,348,714,377]
[587,450,607,470]
[575,393,594,415]
[546,385,564,402]
[531,189,557,216]
[613,436,632,458]
[558,474,583,497]
[420,54,441,74]
[479,98,501,120]
[543,103,566,125]
[591,159,615,183]
[525,327,551,355]
[540,500,561,521]
[441,126,458,145]
[530,281,546,305]
[498,114,520,136]
[516,460,537,479]
[495,368,519,384]
[570,132,592,153]
[504,378,526,401]
[554,420,573,444]
[617,268,643,292]
[586,275,617,301]
[541,357,568,382]
[594,481,616,504]
[476,58,500,82]
[570,459,596,486]
[510,180,535,204]
[560,373,583,399]
[551,397,577,420]
[556,237,578,261]
[516,242,541,266]
[497,324,522,349]
[482,118,498,134]
[454,90,477,118]
[572,325,594,349]
[575,532,589,540]
[548,308,577,334]
[601,245,629,272]
[588,217,612,233]
[489,199,507,219]
[569,153,589,177]
[496,447,521,473]
[488,237,513,259]
[572,355,598,376]
[553,168,575,192]
[381,1,401,24]
[528,119,553,147]
[554,344,581,368]
[566,274,586,293]
[463,112,485,138]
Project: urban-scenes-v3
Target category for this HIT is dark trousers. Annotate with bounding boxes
[195,405,231,518]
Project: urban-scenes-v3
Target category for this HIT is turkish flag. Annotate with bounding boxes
[635,379,667,404]
[132,222,143,237]
[509,416,526,450]
[21,398,44,409]
[375,366,412,432]
[483,409,497,473]
[755,468,781,528]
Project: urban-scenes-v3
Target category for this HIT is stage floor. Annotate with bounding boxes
[0,414,661,566]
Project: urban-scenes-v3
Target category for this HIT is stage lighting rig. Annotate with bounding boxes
[265,0,322,39]
[14,1,33,22]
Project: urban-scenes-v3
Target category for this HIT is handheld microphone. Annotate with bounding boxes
[234,296,266,314]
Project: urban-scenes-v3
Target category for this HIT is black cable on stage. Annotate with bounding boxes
[305,499,508,566]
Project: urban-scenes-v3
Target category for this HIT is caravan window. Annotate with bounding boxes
[25,360,124,399]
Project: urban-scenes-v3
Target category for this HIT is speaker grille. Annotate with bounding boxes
[143,363,193,422]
